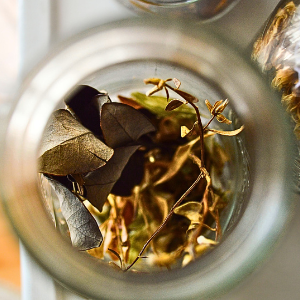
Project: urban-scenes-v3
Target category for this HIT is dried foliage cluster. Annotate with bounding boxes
[253,1,300,138]
[39,78,243,271]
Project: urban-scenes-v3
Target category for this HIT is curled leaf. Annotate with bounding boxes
[64,85,111,136]
[205,99,232,124]
[38,109,114,175]
[46,176,103,250]
[207,125,244,136]
[154,137,200,186]
[173,201,203,224]
[216,114,232,125]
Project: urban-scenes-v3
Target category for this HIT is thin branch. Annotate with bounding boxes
[125,160,204,271]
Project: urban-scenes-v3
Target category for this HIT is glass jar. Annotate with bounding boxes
[0,17,294,300]
[117,0,241,21]
[252,0,300,189]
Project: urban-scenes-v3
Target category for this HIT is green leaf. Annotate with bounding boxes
[46,176,103,250]
[38,109,114,175]
[130,92,195,118]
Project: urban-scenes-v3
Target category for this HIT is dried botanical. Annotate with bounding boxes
[39,78,243,270]
[252,1,300,138]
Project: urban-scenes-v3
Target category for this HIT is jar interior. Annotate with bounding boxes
[39,58,249,272]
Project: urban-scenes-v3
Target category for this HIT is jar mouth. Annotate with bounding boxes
[0,17,294,300]
[128,0,198,6]
[117,0,242,22]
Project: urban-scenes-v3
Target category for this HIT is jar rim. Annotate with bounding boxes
[0,17,294,300]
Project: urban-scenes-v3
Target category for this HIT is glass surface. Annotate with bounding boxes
[0,17,294,300]
[117,0,241,21]
[252,0,300,190]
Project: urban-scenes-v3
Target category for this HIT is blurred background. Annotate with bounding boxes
[1,0,300,299]
[0,1,20,300]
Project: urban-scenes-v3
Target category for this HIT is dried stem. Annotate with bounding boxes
[125,164,204,271]
[125,79,213,271]
[166,84,205,167]
[124,78,237,270]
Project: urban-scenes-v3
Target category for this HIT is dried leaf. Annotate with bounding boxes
[154,137,200,186]
[38,109,114,175]
[207,125,244,136]
[83,145,140,211]
[173,89,199,103]
[173,78,181,89]
[197,235,217,246]
[144,78,172,96]
[165,99,186,111]
[181,122,199,138]
[181,126,192,138]
[214,99,229,114]
[130,92,195,118]
[216,114,232,125]
[118,95,143,110]
[205,99,231,124]
[101,102,156,148]
[147,251,179,268]
[173,201,202,224]
[111,149,145,196]
[272,67,298,93]
[152,193,170,220]
[46,176,103,250]
[205,99,213,112]
[65,85,111,136]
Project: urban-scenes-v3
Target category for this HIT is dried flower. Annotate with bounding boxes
[205,99,232,125]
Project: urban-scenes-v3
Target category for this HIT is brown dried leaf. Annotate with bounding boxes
[100,102,156,148]
[64,85,111,136]
[83,145,140,211]
[165,99,185,111]
[46,176,103,250]
[154,137,200,186]
[38,109,114,175]
[173,89,199,103]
